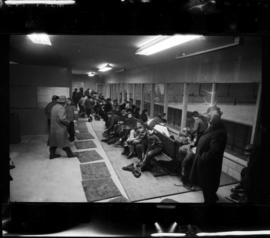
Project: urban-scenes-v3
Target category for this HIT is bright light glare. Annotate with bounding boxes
[27,33,51,45]
[5,0,75,5]
[136,35,203,56]
[151,232,186,237]
[154,222,163,233]
[197,230,270,236]
[98,67,112,72]
[98,63,112,72]
[87,72,96,77]
[137,35,164,48]
[169,222,178,233]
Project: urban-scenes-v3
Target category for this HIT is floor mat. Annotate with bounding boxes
[80,162,110,180]
[82,177,121,202]
[92,120,238,202]
[74,150,103,163]
[75,140,97,149]
[76,132,94,140]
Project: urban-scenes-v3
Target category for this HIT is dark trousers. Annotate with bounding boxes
[135,143,145,160]
[142,147,163,169]
[181,151,195,182]
[202,188,219,204]
[67,121,75,141]
[86,108,92,117]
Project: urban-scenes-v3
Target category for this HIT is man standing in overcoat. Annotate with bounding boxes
[189,106,227,203]
[48,96,75,159]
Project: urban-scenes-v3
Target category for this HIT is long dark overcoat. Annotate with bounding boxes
[49,103,70,148]
[189,121,227,194]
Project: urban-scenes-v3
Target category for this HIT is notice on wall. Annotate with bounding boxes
[37,87,70,108]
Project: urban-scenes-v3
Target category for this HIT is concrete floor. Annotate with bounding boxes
[9,119,236,203]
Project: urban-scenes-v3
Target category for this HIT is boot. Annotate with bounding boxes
[121,146,129,155]
[63,147,75,158]
[49,147,61,159]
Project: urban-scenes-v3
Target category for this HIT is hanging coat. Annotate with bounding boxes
[189,121,227,194]
[49,103,70,148]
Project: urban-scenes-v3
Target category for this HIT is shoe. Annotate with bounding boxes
[132,168,141,178]
[50,154,61,159]
[127,153,135,159]
[183,182,193,190]
[114,139,122,146]
[63,147,75,158]
[231,185,245,193]
[122,163,134,172]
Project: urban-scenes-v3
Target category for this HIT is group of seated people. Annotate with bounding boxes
[100,98,208,182]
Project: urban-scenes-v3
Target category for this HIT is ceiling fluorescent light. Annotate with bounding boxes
[27,33,51,46]
[5,0,75,5]
[136,34,203,56]
[87,72,96,77]
[99,66,112,72]
[137,35,164,48]
[98,63,112,72]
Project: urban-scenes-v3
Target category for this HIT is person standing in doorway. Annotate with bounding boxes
[48,96,75,159]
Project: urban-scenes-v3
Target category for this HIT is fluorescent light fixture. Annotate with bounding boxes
[137,35,164,48]
[197,230,270,236]
[27,33,51,46]
[169,222,178,233]
[98,63,112,72]
[154,222,163,233]
[87,72,96,77]
[136,34,203,56]
[5,0,75,5]
[151,232,186,237]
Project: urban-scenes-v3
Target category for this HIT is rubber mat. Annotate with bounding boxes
[74,150,103,163]
[80,162,110,180]
[75,140,97,149]
[82,177,121,202]
[76,132,94,140]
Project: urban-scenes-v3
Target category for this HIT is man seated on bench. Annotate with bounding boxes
[102,111,121,142]
[122,121,147,160]
[153,119,171,138]
[147,112,166,129]
[140,130,164,172]
[113,110,137,146]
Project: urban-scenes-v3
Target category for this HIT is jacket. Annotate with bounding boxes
[48,103,70,148]
[189,121,227,193]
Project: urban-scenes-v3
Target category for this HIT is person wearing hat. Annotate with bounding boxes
[189,106,227,203]
[48,96,75,159]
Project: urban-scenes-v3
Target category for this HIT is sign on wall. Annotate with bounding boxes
[37,87,70,108]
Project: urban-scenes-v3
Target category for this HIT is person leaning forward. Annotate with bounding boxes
[48,96,75,159]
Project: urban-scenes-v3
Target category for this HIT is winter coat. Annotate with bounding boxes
[189,121,227,193]
[49,103,70,148]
